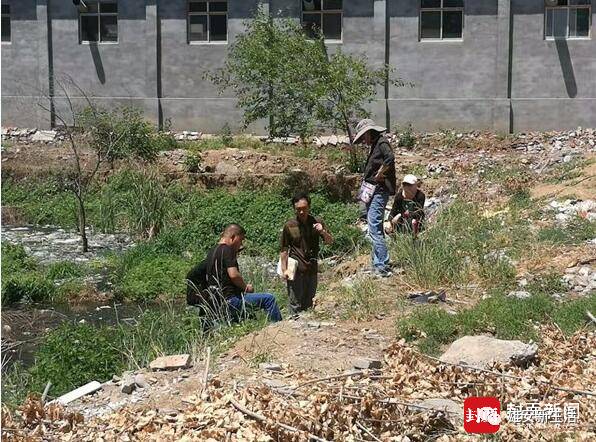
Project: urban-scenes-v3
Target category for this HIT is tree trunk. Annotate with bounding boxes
[75,191,89,253]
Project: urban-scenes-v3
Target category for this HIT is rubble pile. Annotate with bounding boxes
[563,265,596,296]
[547,199,596,224]
[3,327,594,441]
[1,127,62,143]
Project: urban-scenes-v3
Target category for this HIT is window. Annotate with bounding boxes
[302,0,343,41]
[188,1,228,42]
[80,1,118,43]
[420,0,464,40]
[545,0,591,39]
[1,4,10,43]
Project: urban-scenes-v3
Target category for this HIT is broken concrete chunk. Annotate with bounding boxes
[149,354,191,371]
[134,374,149,389]
[353,358,382,370]
[31,130,57,142]
[259,363,282,372]
[55,381,102,405]
[416,398,462,426]
[121,376,137,394]
[507,290,532,299]
[440,336,537,369]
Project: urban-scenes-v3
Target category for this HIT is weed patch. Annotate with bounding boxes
[398,288,595,356]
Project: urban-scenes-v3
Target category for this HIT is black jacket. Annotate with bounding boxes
[389,188,426,222]
[363,135,396,195]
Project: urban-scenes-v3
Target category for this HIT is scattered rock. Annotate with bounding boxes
[121,376,137,395]
[259,363,282,372]
[149,354,191,371]
[134,374,149,389]
[408,290,446,304]
[416,398,462,426]
[507,290,532,300]
[31,130,57,142]
[353,358,382,370]
[440,336,537,369]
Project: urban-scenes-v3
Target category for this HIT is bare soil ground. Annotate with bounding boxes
[2,130,595,440]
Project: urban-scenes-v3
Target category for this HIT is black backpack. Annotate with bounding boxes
[186,259,210,306]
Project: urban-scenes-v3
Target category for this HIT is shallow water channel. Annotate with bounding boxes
[1,224,146,370]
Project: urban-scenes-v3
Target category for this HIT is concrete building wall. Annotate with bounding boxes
[511,0,596,131]
[1,0,595,132]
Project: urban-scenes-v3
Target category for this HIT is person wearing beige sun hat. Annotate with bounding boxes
[354,118,396,278]
[386,174,426,237]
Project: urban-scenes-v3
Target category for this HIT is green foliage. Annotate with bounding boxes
[394,123,416,149]
[2,243,37,275]
[206,10,325,139]
[537,217,595,245]
[2,272,56,306]
[398,292,593,356]
[45,261,85,280]
[28,322,124,396]
[184,152,202,173]
[79,106,160,163]
[116,255,189,301]
[207,9,404,140]
[1,362,33,409]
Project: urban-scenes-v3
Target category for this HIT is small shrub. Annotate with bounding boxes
[184,152,202,173]
[1,273,56,305]
[45,261,85,280]
[1,243,37,275]
[116,255,189,301]
[220,123,234,146]
[395,123,416,149]
[28,322,124,396]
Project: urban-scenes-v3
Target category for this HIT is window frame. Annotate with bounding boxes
[1,4,10,44]
[79,0,119,44]
[544,1,592,40]
[301,0,343,43]
[187,0,228,44]
[419,0,464,42]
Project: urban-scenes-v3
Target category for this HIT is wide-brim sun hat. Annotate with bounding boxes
[352,118,387,144]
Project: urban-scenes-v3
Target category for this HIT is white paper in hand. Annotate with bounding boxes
[277,256,298,281]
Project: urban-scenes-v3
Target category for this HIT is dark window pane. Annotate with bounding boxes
[303,0,322,12]
[100,15,118,41]
[420,11,441,38]
[323,13,341,39]
[189,2,207,12]
[553,8,567,37]
[571,0,590,5]
[1,5,9,15]
[100,2,118,13]
[575,8,590,37]
[421,0,441,8]
[443,11,462,38]
[81,15,99,41]
[210,14,227,41]
[556,0,569,5]
[444,0,464,7]
[1,16,10,42]
[86,3,100,13]
[324,0,342,10]
[302,13,321,38]
[209,2,227,12]
[189,14,207,40]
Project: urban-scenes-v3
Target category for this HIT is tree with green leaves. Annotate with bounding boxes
[207,9,406,145]
[37,76,161,252]
[206,9,327,141]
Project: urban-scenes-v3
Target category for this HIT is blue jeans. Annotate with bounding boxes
[367,191,390,272]
[228,293,282,322]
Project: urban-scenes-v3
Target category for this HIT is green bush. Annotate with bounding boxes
[116,256,189,301]
[28,322,124,396]
[1,243,37,275]
[397,291,594,356]
[1,273,56,305]
[45,261,85,280]
[394,123,416,149]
